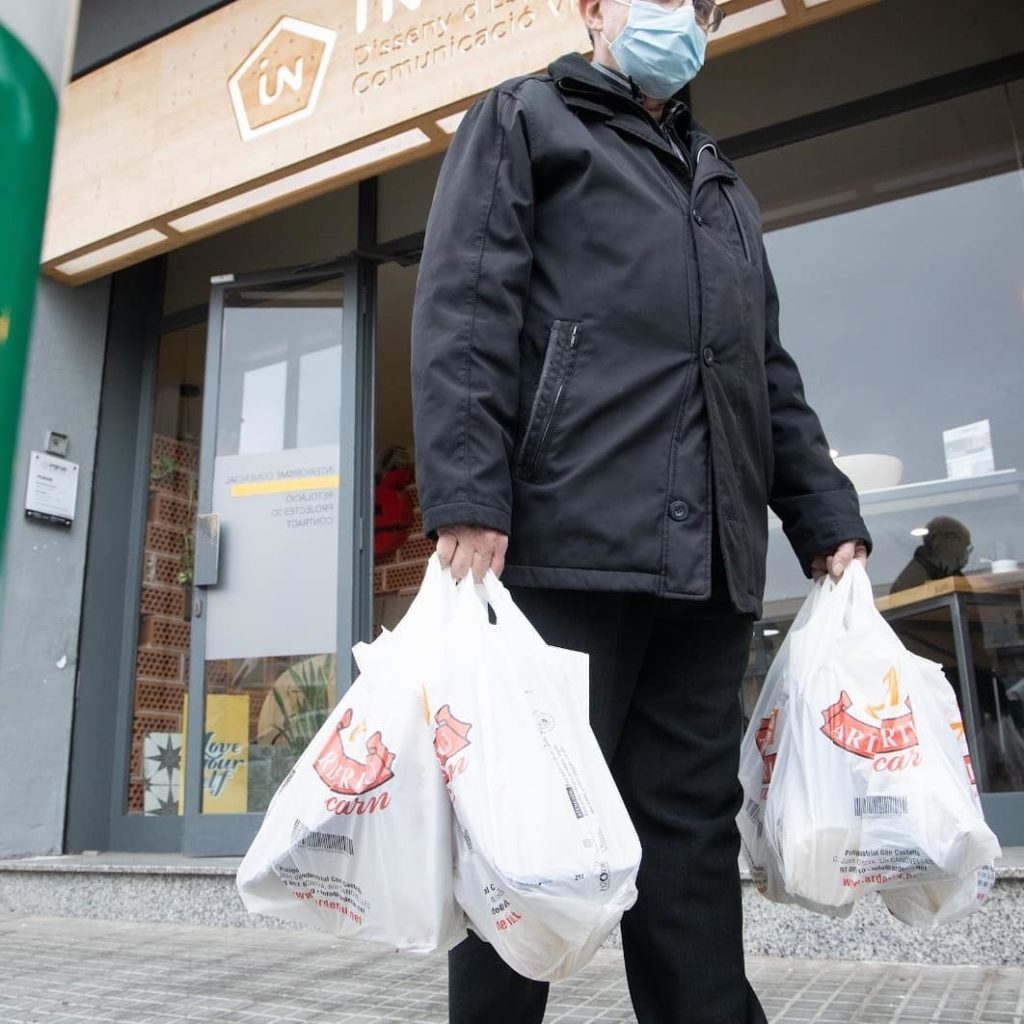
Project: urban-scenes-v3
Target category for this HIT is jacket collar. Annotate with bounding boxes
[548,52,735,194]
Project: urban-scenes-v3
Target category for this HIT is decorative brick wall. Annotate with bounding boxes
[126,451,434,810]
[374,484,432,597]
[127,434,196,814]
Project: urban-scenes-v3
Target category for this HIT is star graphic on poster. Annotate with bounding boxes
[146,735,181,777]
[153,792,180,816]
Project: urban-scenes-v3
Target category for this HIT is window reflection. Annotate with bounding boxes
[201,282,345,814]
[741,81,1024,796]
[239,361,286,455]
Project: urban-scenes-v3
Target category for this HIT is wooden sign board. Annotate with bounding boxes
[42,0,879,284]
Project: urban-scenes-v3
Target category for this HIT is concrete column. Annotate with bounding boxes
[0,0,103,858]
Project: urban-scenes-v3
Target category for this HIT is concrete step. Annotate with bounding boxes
[1,851,1021,965]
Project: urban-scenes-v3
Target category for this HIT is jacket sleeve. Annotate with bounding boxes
[762,246,873,576]
[411,87,534,538]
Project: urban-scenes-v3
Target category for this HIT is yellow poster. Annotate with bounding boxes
[179,694,250,814]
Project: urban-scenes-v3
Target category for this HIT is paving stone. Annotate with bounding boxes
[1,916,1024,1023]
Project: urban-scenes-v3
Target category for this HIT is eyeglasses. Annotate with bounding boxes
[611,0,726,33]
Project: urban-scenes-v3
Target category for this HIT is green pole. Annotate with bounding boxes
[0,14,63,580]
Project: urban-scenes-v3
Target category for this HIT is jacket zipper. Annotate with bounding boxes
[528,322,580,479]
[721,186,753,263]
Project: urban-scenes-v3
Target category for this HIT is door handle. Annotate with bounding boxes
[193,513,220,587]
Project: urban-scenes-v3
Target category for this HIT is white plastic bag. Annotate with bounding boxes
[738,581,853,919]
[881,661,997,926]
[236,558,466,952]
[743,562,1000,919]
[429,572,641,981]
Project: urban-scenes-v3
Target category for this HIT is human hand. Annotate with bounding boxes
[436,524,509,583]
[811,539,869,582]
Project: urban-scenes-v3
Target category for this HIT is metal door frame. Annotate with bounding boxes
[182,256,373,855]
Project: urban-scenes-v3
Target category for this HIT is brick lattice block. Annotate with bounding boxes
[146,522,185,557]
[373,567,384,595]
[134,679,187,716]
[383,560,427,593]
[136,649,184,682]
[142,552,182,588]
[396,533,434,562]
[138,616,191,651]
[150,470,195,499]
[411,506,424,534]
[152,434,199,473]
[127,780,145,815]
[140,584,186,618]
[205,660,231,691]
[149,491,192,529]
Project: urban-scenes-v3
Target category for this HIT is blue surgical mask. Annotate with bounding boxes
[602,1,707,100]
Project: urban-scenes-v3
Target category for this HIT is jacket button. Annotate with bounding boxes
[702,346,715,365]
[692,209,703,226]
[669,500,689,522]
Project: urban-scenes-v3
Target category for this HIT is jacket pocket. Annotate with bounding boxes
[721,185,754,265]
[515,319,582,481]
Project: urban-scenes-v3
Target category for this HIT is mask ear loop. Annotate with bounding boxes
[599,0,630,47]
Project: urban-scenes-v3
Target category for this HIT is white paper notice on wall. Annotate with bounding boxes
[943,419,995,480]
[24,450,79,527]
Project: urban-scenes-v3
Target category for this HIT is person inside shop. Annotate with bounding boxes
[410,0,871,1021]
[891,516,972,594]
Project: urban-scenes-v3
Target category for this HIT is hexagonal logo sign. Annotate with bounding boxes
[228,17,337,142]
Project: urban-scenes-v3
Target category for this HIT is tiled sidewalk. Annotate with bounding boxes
[1,916,1023,1024]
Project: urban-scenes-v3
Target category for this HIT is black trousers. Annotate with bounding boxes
[448,557,768,1024]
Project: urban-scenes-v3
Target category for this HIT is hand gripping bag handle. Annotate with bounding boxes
[816,560,888,637]
[789,562,880,688]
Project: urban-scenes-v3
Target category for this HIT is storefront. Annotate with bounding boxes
[2,0,1023,858]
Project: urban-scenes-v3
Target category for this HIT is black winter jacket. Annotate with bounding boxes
[411,53,870,617]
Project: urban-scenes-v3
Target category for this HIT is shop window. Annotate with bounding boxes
[742,82,1024,795]
[198,282,346,816]
[127,286,355,819]
[127,323,205,816]
[372,262,430,636]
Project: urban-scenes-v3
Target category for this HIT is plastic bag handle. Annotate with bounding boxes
[453,563,494,626]
[388,553,458,637]
[807,560,886,642]
[479,569,550,653]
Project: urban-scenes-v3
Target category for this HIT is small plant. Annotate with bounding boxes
[268,655,335,755]
[150,446,198,586]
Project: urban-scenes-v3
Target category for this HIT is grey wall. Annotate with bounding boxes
[0,275,110,858]
[694,0,1024,139]
[72,0,228,76]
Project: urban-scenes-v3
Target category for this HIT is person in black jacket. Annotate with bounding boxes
[412,1,871,1020]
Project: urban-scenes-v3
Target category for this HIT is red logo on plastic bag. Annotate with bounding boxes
[755,709,778,788]
[820,668,920,767]
[433,705,472,791]
[314,707,395,795]
[434,704,472,766]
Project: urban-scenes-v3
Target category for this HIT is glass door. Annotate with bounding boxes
[183,262,371,855]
